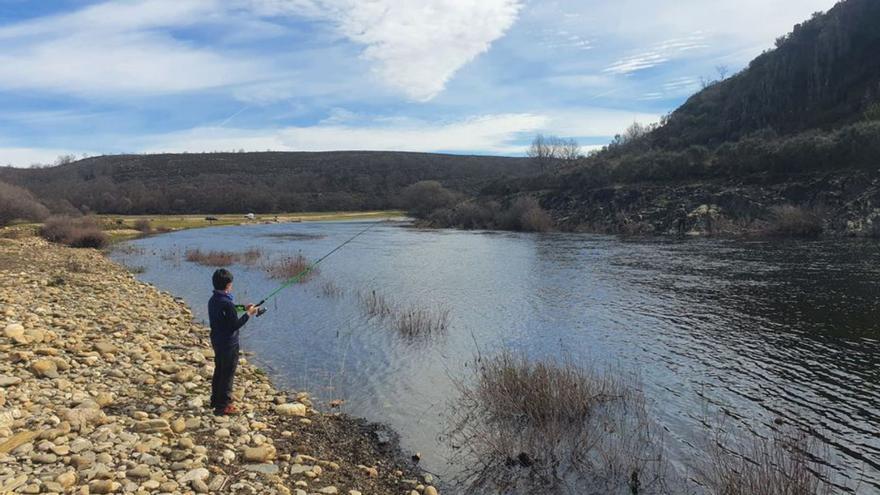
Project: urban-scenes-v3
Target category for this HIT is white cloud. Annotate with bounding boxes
[141,113,547,155]
[139,106,658,155]
[0,105,664,165]
[0,0,268,96]
[279,0,523,101]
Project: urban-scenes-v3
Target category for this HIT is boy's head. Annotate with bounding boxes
[212,268,233,291]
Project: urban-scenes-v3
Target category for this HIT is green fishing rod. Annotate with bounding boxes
[235,221,383,317]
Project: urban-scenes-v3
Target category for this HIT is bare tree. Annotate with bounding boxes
[715,65,730,80]
[527,134,581,173]
[527,134,553,173]
[54,154,77,166]
[623,122,649,143]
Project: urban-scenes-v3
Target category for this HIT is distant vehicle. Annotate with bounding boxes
[245,213,256,220]
[205,216,219,222]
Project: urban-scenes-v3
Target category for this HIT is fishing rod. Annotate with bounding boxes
[235,221,384,317]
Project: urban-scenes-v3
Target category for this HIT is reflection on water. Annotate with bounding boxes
[112,222,880,493]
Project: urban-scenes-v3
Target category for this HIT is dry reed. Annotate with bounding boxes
[394,306,450,339]
[183,247,264,267]
[264,254,318,281]
[449,351,675,494]
[699,426,833,495]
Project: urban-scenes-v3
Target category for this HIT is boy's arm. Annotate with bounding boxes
[224,300,249,331]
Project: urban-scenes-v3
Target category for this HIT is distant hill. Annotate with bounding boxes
[0,151,533,214]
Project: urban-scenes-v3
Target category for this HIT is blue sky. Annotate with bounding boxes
[0,0,837,166]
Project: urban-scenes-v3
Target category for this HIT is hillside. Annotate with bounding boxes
[0,151,533,215]
[652,0,880,149]
[415,0,880,236]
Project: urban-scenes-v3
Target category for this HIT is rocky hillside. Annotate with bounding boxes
[0,231,440,495]
[542,169,880,236]
[652,0,880,149]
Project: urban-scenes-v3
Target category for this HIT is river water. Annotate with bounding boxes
[112,220,880,493]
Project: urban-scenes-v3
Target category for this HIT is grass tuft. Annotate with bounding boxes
[449,351,674,494]
[394,306,450,339]
[264,254,318,281]
[358,290,393,318]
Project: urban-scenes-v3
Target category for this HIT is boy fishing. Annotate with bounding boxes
[208,268,257,416]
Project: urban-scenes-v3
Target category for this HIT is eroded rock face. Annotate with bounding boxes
[544,170,880,238]
[0,235,433,495]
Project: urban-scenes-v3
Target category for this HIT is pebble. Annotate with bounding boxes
[30,359,59,378]
[243,445,276,462]
[275,403,307,417]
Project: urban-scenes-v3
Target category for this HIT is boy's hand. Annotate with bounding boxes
[246,304,258,316]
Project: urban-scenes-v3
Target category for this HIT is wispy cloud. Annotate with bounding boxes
[604,33,709,75]
[0,0,267,96]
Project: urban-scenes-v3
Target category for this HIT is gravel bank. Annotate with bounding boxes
[0,233,436,495]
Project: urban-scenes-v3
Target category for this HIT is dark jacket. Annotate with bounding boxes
[208,290,249,349]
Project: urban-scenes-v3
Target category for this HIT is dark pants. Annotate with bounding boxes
[210,342,239,410]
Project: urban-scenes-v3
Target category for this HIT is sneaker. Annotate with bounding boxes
[213,404,239,416]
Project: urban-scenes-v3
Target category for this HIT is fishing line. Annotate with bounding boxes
[236,221,384,316]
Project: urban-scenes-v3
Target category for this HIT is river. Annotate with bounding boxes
[111,220,880,493]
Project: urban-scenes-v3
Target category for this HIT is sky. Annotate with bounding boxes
[0,0,838,166]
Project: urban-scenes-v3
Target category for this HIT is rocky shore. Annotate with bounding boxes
[0,232,437,495]
[542,169,880,236]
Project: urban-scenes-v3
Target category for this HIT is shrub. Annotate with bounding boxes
[500,197,553,232]
[0,181,49,226]
[134,219,152,233]
[449,352,674,493]
[39,216,108,249]
[762,205,824,237]
[400,180,461,218]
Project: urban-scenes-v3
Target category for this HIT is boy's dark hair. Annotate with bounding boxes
[212,269,233,290]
